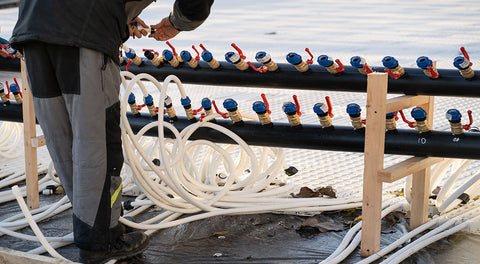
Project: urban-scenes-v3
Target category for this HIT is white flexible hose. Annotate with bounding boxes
[11,185,69,261]
[318,202,404,264]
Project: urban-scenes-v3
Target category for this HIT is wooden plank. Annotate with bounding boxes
[378,157,444,183]
[386,95,430,113]
[21,59,39,209]
[409,95,435,229]
[361,72,388,257]
[32,135,46,148]
[410,169,431,229]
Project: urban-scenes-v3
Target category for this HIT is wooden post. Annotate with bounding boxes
[409,96,434,229]
[361,72,388,257]
[21,59,39,209]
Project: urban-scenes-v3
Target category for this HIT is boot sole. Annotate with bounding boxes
[80,237,151,264]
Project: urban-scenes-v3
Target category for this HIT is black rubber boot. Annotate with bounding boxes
[79,231,150,264]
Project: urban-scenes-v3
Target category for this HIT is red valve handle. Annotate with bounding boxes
[231,43,246,60]
[126,59,132,72]
[212,100,229,119]
[247,61,267,72]
[261,93,272,114]
[166,41,178,57]
[427,66,439,79]
[305,48,314,65]
[363,64,374,74]
[192,45,201,61]
[325,96,334,118]
[4,81,10,97]
[335,59,344,73]
[193,106,204,115]
[13,78,22,97]
[399,110,415,128]
[384,68,401,79]
[460,47,473,66]
[463,110,473,130]
[292,95,302,117]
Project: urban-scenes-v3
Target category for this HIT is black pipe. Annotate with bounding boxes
[2,103,477,159]
[122,61,480,97]
[2,56,479,97]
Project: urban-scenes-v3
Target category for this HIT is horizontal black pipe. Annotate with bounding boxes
[3,102,480,159]
[2,56,479,97]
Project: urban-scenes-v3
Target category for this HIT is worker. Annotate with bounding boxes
[9,0,214,263]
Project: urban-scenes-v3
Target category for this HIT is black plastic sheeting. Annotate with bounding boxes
[1,193,479,263]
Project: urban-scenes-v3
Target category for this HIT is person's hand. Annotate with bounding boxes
[149,17,180,41]
[129,17,149,39]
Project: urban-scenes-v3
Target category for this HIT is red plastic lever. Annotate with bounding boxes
[5,81,10,97]
[231,43,246,60]
[463,110,473,130]
[247,61,267,72]
[399,110,415,128]
[126,59,132,72]
[460,47,473,66]
[363,64,374,74]
[166,41,178,57]
[199,44,207,51]
[325,96,334,118]
[261,93,272,114]
[335,59,344,73]
[384,68,402,79]
[427,66,439,79]
[292,95,302,117]
[193,106,204,115]
[305,48,314,65]
[212,100,229,119]
[13,78,22,97]
[192,45,201,61]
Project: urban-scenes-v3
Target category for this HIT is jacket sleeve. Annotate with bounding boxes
[169,0,214,31]
[125,0,155,22]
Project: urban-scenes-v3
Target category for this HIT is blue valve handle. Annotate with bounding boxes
[201,50,213,62]
[313,103,328,115]
[181,96,191,107]
[382,56,399,69]
[346,103,361,116]
[223,98,238,110]
[286,52,302,65]
[446,109,462,122]
[411,107,427,120]
[350,56,366,68]
[317,55,334,67]
[201,98,212,109]
[416,56,433,69]
[282,101,297,114]
[253,101,268,113]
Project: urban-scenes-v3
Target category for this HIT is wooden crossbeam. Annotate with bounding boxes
[379,157,444,183]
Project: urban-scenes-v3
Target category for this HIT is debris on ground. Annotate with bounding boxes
[290,186,336,198]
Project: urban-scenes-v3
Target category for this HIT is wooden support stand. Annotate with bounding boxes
[360,73,443,256]
[21,59,43,209]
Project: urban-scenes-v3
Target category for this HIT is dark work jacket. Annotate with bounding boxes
[10,0,214,63]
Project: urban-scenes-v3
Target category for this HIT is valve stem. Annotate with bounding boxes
[411,107,430,133]
[223,98,244,125]
[282,101,302,129]
[346,103,364,131]
[255,51,278,72]
[313,103,333,129]
[286,52,309,72]
[253,101,273,127]
[382,56,405,78]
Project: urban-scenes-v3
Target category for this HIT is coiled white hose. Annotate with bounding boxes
[0,121,23,159]
[119,72,365,231]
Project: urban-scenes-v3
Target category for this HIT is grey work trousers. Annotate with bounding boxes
[23,42,124,250]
